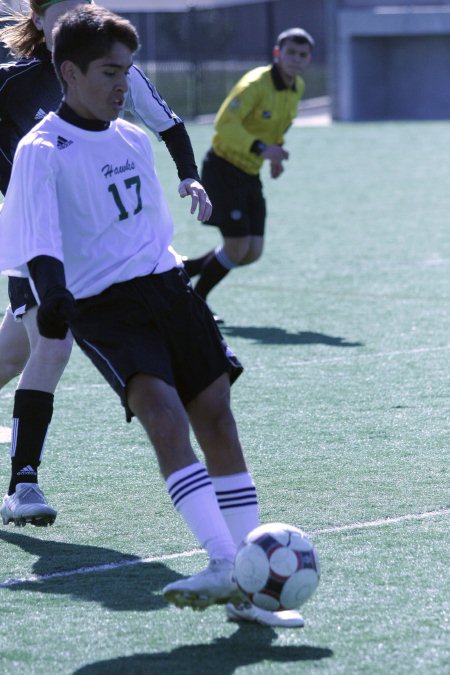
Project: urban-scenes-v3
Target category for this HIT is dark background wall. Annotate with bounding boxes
[327,0,450,121]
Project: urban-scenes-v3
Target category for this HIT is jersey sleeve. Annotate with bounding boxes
[124,65,182,139]
[214,78,264,153]
[0,136,64,278]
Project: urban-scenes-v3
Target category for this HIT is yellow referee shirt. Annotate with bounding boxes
[212,64,304,176]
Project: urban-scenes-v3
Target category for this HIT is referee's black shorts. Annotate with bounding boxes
[201,149,266,238]
[70,267,243,421]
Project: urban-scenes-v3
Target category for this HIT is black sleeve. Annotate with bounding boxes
[27,255,67,301]
[0,125,17,195]
[160,122,201,182]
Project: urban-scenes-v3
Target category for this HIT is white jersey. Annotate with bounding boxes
[0,112,178,299]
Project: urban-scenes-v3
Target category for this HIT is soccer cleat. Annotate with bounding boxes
[1,483,57,527]
[163,558,243,610]
[225,601,305,627]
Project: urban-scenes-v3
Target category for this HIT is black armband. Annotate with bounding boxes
[160,123,201,181]
[27,255,67,301]
[250,140,268,155]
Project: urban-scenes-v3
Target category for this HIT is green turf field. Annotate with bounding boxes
[0,120,449,674]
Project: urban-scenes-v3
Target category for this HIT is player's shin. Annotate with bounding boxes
[8,389,54,495]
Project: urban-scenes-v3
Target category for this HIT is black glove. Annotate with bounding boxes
[37,286,76,340]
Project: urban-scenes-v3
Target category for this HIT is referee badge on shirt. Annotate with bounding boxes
[229,97,241,110]
[262,111,272,118]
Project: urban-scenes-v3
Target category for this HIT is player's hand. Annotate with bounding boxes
[178,178,212,222]
[270,160,284,179]
[261,145,289,162]
[37,287,76,340]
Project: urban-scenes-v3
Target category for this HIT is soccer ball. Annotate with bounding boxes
[234,522,320,611]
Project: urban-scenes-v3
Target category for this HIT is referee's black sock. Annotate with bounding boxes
[183,248,215,278]
[8,390,54,495]
[194,247,236,300]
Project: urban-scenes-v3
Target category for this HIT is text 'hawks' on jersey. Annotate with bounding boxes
[0,113,178,298]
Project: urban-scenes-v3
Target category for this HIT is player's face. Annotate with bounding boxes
[32,0,92,50]
[273,39,312,85]
[63,42,132,121]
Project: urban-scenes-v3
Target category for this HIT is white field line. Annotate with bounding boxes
[312,508,450,534]
[0,426,11,443]
[0,548,204,589]
[1,507,448,590]
[283,344,450,369]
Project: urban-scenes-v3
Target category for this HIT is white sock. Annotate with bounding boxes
[166,462,236,562]
[215,245,237,270]
[210,472,259,546]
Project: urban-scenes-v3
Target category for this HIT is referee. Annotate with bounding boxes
[184,27,314,322]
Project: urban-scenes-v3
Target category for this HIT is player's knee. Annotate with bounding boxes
[0,355,25,388]
[244,249,263,264]
[242,241,264,264]
[33,335,73,369]
[223,241,251,265]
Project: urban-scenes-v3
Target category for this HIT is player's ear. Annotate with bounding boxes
[273,45,280,61]
[31,11,44,32]
[60,60,78,87]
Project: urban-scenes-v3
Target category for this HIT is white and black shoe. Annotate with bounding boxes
[226,601,305,627]
[1,483,57,527]
[163,558,242,610]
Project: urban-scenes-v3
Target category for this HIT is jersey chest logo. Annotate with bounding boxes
[57,136,73,150]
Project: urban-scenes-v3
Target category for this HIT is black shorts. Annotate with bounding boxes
[70,268,243,421]
[8,276,37,318]
[201,149,266,237]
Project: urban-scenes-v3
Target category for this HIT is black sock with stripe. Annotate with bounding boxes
[8,390,54,495]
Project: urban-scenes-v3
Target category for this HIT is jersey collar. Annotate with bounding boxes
[56,102,110,131]
[271,64,297,92]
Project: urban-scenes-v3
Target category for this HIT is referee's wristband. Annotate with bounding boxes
[251,140,268,155]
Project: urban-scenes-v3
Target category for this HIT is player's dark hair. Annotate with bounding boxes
[276,27,315,50]
[53,5,139,91]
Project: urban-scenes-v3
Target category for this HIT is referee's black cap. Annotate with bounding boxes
[276,27,315,49]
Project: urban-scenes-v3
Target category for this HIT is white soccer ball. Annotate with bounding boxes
[234,522,320,611]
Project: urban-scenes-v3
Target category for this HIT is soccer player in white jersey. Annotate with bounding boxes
[0,5,305,627]
[0,0,208,530]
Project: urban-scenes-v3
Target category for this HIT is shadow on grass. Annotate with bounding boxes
[221,325,363,347]
[73,624,333,674]
[0,529,182,611]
